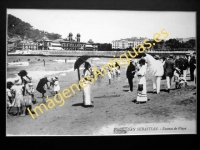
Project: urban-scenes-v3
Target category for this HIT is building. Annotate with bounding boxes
[60,33,98,51]
[176,37,195,43]
[16,40,38,50]
[48,39,64,50]
[60,33,85,50]
[37,36,51,50]
[11,33,98,51]
[112,37,147,49]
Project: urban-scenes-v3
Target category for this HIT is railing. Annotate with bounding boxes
[8,50,195,56]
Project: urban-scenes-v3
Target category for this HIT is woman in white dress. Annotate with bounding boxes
[136,59,148,104]
[82,62,94,107]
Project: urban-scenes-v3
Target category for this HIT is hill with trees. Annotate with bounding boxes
[8,14,62,41]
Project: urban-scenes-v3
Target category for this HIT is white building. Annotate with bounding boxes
[112,37,148,49]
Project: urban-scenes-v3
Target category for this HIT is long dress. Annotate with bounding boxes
[11,85,24,107]
[136,65,147,102]
[83,69,92,105]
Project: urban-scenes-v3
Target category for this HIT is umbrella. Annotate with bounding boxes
[74,56,90,71]
[74,56,90,90]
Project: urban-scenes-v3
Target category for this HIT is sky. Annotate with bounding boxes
[7,9,196,43]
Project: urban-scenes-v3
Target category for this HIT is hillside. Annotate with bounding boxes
[8,14,62,41]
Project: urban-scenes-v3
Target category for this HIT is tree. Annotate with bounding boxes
[165,39,182,50]
[8,14,62,41]
[183,39,195,48]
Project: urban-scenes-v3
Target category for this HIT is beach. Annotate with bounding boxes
[6,56,196,135]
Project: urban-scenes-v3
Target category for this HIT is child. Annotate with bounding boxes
[24,81,36,115]
[26,78,36,103]
[7,81,16,116]
[49,77,55,96]
[53,76,60,98]
[115,62,120,77]
[107,67,112,85]
[11,79,26,117]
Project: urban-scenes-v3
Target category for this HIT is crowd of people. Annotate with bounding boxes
[7,52,196,116]
[7,70,60,117]
[125,52,196,104]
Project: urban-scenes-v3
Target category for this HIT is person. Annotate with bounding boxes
[179,55,186,75]
[11,79,26,116]
[161,56,166,80]
[186,54,191,75]
[174,67,184,89]
[174,55,181,81]
[126,59,136,92]
[17,70,32,96]
[23,77,36,114]
[164,55,175,92]
[36,77,50,102]
[182,55,189,85]
[136,58,148,104]
[153,55,164,94]
[7,81,16,116]
[108,67,112,85]
[115,62,120,76]
[26,77,36,104]
[82,62,94,107]
[193,59,196,85]
[53,76,60,99]
[49,77,55,96]
[189,52,196,81]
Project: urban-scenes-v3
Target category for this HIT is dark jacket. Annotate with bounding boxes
[190,56,196,69]
[36,77,48,93]
[126,63,135,78]
[179,58,188,70]
[164,58,175,77]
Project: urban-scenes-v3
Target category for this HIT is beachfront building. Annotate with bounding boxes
[60,33,98,51]
[37,36,51,50]
[48,39,64,50]
[10,33,98,51]
[112,37,147,49]
[60,33,85,50]
[16,40,38,50]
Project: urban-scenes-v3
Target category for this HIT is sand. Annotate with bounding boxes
[6,56,196,135]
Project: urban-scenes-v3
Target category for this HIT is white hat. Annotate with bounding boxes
[29,83,33,86]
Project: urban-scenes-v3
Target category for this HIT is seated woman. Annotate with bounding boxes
[136,59,148,104]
